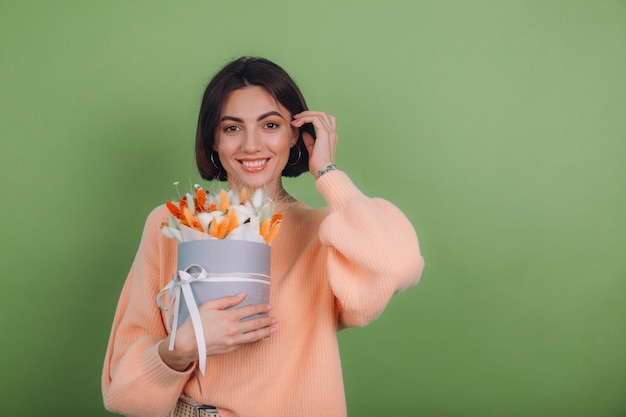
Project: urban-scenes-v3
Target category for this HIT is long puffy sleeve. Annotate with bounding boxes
[315,170,424,327]
[102,206,193,417]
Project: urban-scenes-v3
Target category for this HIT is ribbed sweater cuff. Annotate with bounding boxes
[143,342,195,388]
[315,170,364,211]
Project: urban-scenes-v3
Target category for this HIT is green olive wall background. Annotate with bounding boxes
[1,1,625,416]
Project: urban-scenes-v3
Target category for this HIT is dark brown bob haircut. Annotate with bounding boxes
[195,57,315,181]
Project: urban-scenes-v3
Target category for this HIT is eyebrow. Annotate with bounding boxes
[220,111,286,123]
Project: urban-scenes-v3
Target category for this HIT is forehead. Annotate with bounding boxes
[221,86,288,117]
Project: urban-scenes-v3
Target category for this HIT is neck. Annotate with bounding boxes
[227,179,296,204]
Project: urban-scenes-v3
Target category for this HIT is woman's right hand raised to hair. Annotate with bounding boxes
[291,111,338,179]
[158,293,277,371]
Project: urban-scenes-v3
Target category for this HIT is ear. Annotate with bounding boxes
[291,126,299,146]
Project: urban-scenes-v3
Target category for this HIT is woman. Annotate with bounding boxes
[102,57,424,417]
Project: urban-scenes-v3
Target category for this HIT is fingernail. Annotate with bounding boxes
[271,318,278,324]
[270,327,278,334]
[267,304,272,310]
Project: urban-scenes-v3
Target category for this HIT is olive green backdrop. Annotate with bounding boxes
[1,1,624,416]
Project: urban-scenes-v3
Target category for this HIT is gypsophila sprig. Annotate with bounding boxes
[161,183,282,245]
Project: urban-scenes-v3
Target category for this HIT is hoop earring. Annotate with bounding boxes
[287,145,302,166]
[210,151,222,170]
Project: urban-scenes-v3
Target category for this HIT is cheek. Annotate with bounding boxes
[268,136,294,156]
[215,136,238,153]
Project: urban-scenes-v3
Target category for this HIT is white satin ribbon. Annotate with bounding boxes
[157,264,208,374]
[156,265,270,376]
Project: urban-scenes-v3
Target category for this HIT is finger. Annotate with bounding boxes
[240,315,278,333]
[231,302,273,321]
[293,117,334,145]
[207,317,277,354]
[233,323,278,345]
[201,292,247,311]
[304,115,333,131]
[292,111,335,130]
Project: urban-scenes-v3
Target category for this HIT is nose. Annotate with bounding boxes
[242,129,261,153]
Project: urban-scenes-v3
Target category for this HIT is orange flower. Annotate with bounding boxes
[264,215,283,244]
[208,218,219,237]
[219,189,229,212]
[161,182,282,244]
[215,216,229,239]
[259,218,270,238]
[196,188,207,211]
[165,201,184,221]
[239,187,249,204]
[226,209,239,233]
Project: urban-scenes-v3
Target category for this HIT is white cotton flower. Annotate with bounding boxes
[161,215,183,242]
[197,211,223,230]
[258,200,272,223]
[162,227,183,243]
[252,188,264,209]
[232,204,255,225]
[196,212,212,231]
[242,200,254,213]
[228,189,240,206]
[167,213,180,230]
[161,227,175,239]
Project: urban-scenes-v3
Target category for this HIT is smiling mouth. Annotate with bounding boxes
[240,158,269,171]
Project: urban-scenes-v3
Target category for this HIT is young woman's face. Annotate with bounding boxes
[214,86,298,191]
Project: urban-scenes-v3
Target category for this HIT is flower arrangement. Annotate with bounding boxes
[157,183,278,377]
[161,183,282,245]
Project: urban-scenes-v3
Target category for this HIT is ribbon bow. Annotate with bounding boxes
[157,264,209,375]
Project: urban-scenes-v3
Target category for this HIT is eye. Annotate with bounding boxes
[223,125,241,133]
[264,122,280,129]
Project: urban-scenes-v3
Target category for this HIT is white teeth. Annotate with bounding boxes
[242,160,267,168]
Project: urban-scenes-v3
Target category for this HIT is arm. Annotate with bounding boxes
[292,111,424,328]
[101,207,192,417]
[317,169,424,328]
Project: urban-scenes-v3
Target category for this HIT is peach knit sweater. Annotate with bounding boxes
[102,170,424,417]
